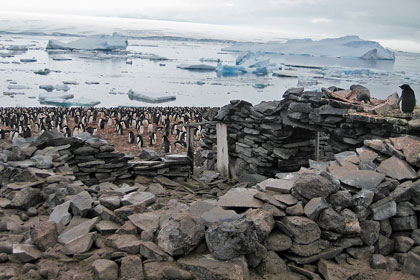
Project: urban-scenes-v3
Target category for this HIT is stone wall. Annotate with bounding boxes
[199,87,420,177]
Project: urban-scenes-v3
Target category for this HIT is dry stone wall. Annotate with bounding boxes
[199,87,420,177]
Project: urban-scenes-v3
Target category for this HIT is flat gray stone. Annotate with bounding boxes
[105,234,141,254]
[12,244,42,263]
[201,206,244,226]
[91,259,118,280]
[63,232,96,255]
[273,194,298,206]
[371,198,397,221]
[94,220,120,234]
[329,167,385,190]
[121,192,156,207]
[377,156,417,181]
[139,240,173,261]
[58,217,99,244]
[277,216,321,245]
[304,197,329,220]
[217,188,264,208]
[257,178,294,194]
[128,212,161,234]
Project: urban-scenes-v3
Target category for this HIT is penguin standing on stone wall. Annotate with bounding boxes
[399,84,416,113]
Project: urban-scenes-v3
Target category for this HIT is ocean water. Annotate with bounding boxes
[0,12,419,108]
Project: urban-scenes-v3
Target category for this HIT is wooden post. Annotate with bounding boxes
[314,131,320,161]
[186,126,195,175]
[216,123,229,178]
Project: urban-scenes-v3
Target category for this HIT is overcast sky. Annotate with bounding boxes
[3,0,420,52]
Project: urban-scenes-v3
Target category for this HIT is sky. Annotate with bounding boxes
[2,0,420,52]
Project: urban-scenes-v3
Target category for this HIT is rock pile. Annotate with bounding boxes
[0,130,419,279]
[199,87,420,177]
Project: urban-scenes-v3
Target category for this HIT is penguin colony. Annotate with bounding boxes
[0,107,210,154]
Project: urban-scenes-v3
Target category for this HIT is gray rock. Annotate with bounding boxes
[257,178,294,194]
[304,197,329,220]
[390,181,414,202]
[264,231,292,251]
[289,239,330,257]
[371,198,397,220]
[201,206,244,226]
[274,194,298,206]
[58,217,99,244]
[129,212,161,234]
[394,236,414,253]
[346,246,375,259]
[403,252,420,278]
[390,216,418,231]
[359,220,380,247]
[292,174,336,200]
[91,259,118,280]
[189,200,217,218]
[31,154,53,169]
[370,254,388,269]
[377,234,395,255]
[63,232,96,255]
[277,216,321,245]
[328,190,353,210]
[329,167,385,190]
[94,220,120,234]
[397,201,415,216]
[10,187,43,209]
[105,234,141,254]
[217,188,264,208]
[245,208,275,241]
[139,240,173,261]
[12,244,42,263]
[178,254,247,280]
[334,237,363,248]
[317,208,346,233]
[121,191,156,207]
[205,218,262,261]
[158,213,204,257]
[31,221,58,251]
[411,229,420,245]
[99,196,121,210]
[286,201,304,216]
[286,248,343,265]
[139,148,161,160]
[377,156,417,180]
[357,147,379,162]
[70,191,93,217]
[120,255,144,280]
[353,189,375,210]
[254,192,286,209]
[256,251,288,277]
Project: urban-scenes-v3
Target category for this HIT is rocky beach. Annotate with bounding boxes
[0,85,419,280]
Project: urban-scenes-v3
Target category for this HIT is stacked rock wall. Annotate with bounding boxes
[199,87,420,177]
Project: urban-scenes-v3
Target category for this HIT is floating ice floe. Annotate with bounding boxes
[253,83,269,89]
[272,70,323,78]
[39,85,55,92]
[20,58,37,63]
[52,56,72,61]
[216,62,247,76]
[7,85,31,90]
[177,64,217,71]
[3,92,25,96]
[39,92,74,101]
[33,68,51,75]
[223,36,395,60]
[7,45,28,51]
[39,95,100,107]
[46,33,128,51]
[63,81,79,85]
[127,90,176,104]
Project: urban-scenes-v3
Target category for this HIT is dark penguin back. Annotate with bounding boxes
[400,84,416,113]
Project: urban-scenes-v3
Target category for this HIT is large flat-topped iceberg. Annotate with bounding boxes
[46,33,128,51]
[223,36,395,60]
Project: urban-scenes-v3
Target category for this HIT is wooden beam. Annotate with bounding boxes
[314,131,320,161]
[186,126,195,175]
[216,123,229,178]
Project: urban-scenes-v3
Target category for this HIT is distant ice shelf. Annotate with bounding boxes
[223,36,395,60]
[46,33,128,51]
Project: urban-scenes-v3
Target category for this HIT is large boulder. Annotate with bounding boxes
[245,208,275,241]
[158,213,205,257]
[292,174,336,200]
[316,208,346,233]
[70,191,93,217]
[277,216,321,245]
[120,255,144,280]
[10,187,43,209]
[91,259,118,280]
[205,218,263,261]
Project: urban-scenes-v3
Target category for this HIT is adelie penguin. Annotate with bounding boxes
[163,135,171,153]
[136,134,144,148]
[128,131,135,144]
[399,84,416,113]
[149,132,157,146]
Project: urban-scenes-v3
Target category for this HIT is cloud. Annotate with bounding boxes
[311,18,332,24]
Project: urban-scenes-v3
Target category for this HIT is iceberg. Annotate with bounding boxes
[236,51,254,65]
[223,36,395,60]
[39,97,100,107]
[127,90,176,104]
[39,92,74,101]
[177,64,216,71]
[33,68,51,75]
[7,85,31,90]
[216,62,248,76]
[46,33,128,51]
